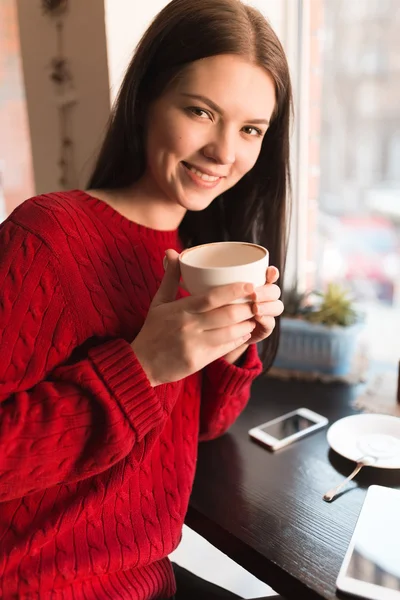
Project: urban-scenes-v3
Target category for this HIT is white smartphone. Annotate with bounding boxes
[248,407,328,451]
[336,485,400,600]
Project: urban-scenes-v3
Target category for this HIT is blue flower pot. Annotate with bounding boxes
[273,317,362,376]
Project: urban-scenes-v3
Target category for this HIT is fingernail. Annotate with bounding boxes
[163,255,168,270]
[244,284,254,293]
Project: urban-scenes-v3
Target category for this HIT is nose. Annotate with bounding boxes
[202,127,236,166]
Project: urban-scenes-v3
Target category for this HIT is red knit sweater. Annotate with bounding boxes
[0,190,262,599]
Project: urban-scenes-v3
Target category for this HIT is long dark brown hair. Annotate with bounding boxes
[88,0,292,371]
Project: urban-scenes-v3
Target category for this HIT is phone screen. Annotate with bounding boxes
[343,487,400,590]
[260,414,316,440]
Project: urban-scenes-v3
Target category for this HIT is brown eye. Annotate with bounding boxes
[242,126,263,137]
[187,107,212,120]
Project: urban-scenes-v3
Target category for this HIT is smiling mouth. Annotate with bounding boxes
[182,162,222,182]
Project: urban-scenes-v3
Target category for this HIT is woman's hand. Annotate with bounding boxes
[249,266,284,342]
[131,250,257,386]
[222,266,284,364]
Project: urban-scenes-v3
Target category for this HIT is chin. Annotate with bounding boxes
[175,183,223,210]
[177,193,217,212]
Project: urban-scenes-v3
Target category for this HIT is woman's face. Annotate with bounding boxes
[142,54,276,213]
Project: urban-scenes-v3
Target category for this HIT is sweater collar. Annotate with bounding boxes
[76,190,181,248]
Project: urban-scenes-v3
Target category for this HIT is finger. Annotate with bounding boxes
[266,266,280,284]
[164,261,189,294]
[252,299,284,318]
[215,331,254,359]
[186,282,254,314]
[152,249,181,307]
[252,284,281,303]
[254,315,276,335]
[199,302,254,330]
[205,319,256,347]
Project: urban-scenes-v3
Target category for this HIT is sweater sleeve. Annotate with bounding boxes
[0,222,179,502]
[199,343,262,440]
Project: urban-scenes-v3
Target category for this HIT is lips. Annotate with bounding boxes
[182,162,225,181]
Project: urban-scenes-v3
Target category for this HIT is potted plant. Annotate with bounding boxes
[273,283,364,376]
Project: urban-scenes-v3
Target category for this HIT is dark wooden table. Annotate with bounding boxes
[187,376,400,599]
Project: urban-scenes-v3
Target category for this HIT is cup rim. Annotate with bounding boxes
[179,241,268,270]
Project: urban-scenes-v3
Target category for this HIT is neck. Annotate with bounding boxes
[88,180,186,231]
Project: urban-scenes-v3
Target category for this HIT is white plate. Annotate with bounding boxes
[327,414,400,469]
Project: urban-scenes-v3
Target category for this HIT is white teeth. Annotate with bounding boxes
[187,165,219,182]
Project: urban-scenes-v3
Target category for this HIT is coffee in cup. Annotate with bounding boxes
[179,241,269,301]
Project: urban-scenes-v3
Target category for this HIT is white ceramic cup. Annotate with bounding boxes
[179,241,269,302]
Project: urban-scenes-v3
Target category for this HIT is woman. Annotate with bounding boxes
[0,0,291,598]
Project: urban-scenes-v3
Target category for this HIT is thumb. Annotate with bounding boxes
[151,249,181,307]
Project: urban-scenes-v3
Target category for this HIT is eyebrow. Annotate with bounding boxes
[180,93,270,126]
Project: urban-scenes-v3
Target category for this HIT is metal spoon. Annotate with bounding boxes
[323,456,376,502]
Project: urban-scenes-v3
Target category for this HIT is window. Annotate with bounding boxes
[295,0,400,368]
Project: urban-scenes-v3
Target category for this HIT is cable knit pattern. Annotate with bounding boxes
[0,190,262,599]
